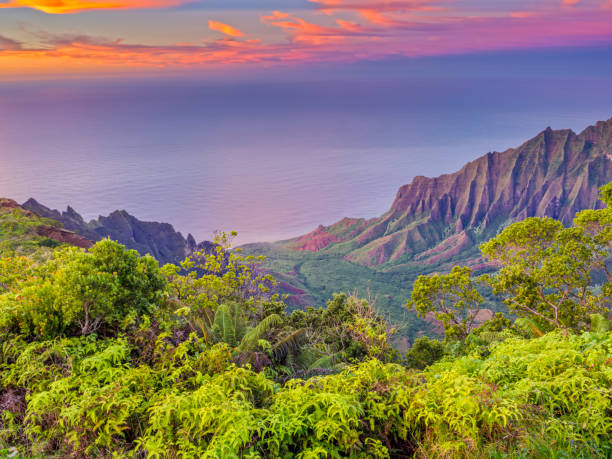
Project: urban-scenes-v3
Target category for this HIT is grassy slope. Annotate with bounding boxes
[0,201,67,257]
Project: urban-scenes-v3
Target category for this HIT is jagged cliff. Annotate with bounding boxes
[284,118,612,269]
[22,200,205,265]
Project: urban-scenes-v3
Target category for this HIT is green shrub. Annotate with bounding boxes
[405,336,446,369]
[0,239,166,339]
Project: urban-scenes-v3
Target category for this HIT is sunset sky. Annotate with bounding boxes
[1,0,612,78]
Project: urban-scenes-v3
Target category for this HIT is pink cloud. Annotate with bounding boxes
[308,0,448,13]
[2,0,612,76]
[509,11,538,18]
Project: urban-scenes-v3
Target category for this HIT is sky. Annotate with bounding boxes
[1,0,612,243]
[1,0,612,78]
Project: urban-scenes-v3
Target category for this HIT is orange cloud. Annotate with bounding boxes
[262,11,373,45]
[0,32,316,78]
[308,0,449,28]
[208,20,244,37]
[262,11,330,35]
[562,0,580,4]
[0,0,187,13]
[262,11,344,45]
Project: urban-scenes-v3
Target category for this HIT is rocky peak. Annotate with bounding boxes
[284,117,612,268]
[22,200,210,266]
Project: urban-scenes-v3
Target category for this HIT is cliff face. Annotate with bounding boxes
[284,118,612,268]
[22,200,202,265]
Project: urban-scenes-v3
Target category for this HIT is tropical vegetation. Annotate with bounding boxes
[0,184,611,458]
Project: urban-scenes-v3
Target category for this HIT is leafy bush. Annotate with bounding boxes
[0,240,166,339]
[404,336,445,369]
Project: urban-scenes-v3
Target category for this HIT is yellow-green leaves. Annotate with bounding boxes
[408,266,485,340]
[1,330,610,457]
[0,239,166,340]
[481,217,606,333]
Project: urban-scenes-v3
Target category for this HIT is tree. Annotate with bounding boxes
[407,266,484,340]
[480,216,606,334]
[162,231,281,328]
[291,293,395,364]
[573,183,612,282]
[164,232,296,370]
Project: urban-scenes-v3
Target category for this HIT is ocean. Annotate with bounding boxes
[1,76,611,244]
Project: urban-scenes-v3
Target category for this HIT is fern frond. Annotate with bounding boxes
[231,302,248,343]
[308,353,339,371]
[200,307,215,330]
[295,348,323,369]
[193,316,215,344]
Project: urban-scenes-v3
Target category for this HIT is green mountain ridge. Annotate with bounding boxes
[241,118,612,332]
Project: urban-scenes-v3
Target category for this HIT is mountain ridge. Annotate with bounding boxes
[0,198,94,256]
[22,199,209,265]
[281,118,612,269]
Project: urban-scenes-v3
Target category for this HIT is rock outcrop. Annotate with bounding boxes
[35,225,94,250]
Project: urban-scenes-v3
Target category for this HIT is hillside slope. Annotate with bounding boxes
[0,199,93,257]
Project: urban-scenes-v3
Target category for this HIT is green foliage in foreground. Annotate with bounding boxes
[1,325,609,458]
[0,240,165,340]
[0,238,608,457]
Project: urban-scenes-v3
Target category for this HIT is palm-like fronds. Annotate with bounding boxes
[515,317,544,337]
[294,347,322,369]
[193,314,215,344]
[272,328,307,362]
[308,353,340,371]
[213,303,238,346]
[240,314,283,351]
